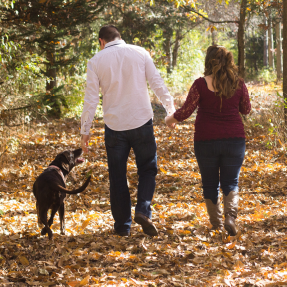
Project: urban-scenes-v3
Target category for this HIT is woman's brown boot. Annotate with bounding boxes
[205,198,223,230]
[223,191,239,236]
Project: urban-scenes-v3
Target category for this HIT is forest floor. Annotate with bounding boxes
[0,83,287,286]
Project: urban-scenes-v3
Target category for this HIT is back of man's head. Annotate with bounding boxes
[99,25,121,43]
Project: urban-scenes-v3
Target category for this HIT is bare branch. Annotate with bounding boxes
[182,6,239,24]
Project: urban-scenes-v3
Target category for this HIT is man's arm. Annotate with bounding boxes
[81,60,100,152]
[145,51,175,116]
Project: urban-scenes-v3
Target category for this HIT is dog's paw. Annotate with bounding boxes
[48,229,53,240]
[41,227,47,235]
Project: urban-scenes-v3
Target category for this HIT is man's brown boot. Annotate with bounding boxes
[134,213,158,236]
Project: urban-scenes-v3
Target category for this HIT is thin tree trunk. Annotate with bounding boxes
[263,14,268,67]
[172,30,181,68]
[276,20,283,81]
[268,15,275,69]
[237,0,247,78]
[163,29,173,74]
[212,29,217,45]
[283,0,287,124]
[46,49,57,91]
[46,48,61,118]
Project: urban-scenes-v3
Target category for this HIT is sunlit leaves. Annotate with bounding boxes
[0,82,287,285]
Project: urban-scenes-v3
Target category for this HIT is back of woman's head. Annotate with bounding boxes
[204,45,240,99]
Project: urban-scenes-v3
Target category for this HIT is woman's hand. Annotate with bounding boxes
[165,114,177,129]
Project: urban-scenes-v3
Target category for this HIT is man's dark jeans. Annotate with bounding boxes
[194,138,246,204]
[105,119,157,233]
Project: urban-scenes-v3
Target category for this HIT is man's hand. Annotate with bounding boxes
[165,114,177,129]
[81,134,90,153]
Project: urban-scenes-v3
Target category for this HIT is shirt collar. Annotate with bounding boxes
[104,39,126,49]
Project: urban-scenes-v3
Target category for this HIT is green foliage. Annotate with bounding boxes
[0,45,46,111]
[246,67,277,83]
[61,73,87,118]
[0,0,106,117]
[0,34,19,63]
[155,27,238,97]
[0,0,281,121]
[160,29,206,94]
[257,68,277,83]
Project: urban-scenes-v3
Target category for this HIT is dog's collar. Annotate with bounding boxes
[49,165,66,183]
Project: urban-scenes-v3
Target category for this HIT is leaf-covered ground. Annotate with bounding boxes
[1,84,287,286]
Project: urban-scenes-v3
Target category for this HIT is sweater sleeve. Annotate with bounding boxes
[174,81,200,122]
[239,81,251,115]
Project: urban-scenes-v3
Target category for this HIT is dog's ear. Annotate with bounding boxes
[62,152,70,162]
[60,152,71,171]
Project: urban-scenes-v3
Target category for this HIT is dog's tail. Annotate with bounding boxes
[53,176,91,194]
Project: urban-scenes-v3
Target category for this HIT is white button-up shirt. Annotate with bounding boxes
[81,39,175,134]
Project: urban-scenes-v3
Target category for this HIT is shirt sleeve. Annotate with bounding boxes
[145,51,175,116]
[81,60,100,135]
[174,81,200,122]
[239,81,251,115]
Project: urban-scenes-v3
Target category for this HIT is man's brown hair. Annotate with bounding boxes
[99,25,121,43]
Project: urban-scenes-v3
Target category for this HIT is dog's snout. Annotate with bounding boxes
[74,148,82,157]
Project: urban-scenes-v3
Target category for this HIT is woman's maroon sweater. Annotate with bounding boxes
[174,77,251,142]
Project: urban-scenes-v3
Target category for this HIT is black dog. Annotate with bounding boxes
[33,148,91,239]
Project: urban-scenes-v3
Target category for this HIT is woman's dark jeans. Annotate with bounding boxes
[105,119,157,233]
[194,138,246,204]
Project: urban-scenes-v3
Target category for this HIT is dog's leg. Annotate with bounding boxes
[36,202,44,228]
[48,204,60,229]
[39,208,53,239]
[59,203,65,235]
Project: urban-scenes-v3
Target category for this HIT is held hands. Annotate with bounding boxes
[81,134,90,153]
[165,114,177,129]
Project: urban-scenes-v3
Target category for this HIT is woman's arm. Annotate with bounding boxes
[239,82,251,115]
[165,81,200,128]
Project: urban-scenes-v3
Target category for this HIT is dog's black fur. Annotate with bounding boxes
[33,148,91,239]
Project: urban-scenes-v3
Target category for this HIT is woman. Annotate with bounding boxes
[165,45,251,236]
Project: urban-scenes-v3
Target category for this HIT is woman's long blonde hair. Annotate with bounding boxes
[204,45,240,99]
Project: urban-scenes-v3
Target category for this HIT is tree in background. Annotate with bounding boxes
[283,0,287,123]
[149,1,202,74]
[263,14,268,67]
[267,7,275,69]
[1,0,286,122]
[274,2,283,81]
[182,1,249,77]
[1,0,105,117]
[237,0,247,78]
[103,0,202,74]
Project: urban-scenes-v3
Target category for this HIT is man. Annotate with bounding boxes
[81,25,175,237]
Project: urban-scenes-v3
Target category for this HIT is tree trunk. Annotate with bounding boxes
[46,49,57,91]
[237,0,247,79]
[212,29,217,45]
[268,15,275,70]
[172,30,181,68]
[163,29,173,74]
[263,15,268,67]
[276,20,283,81]
[283,0,287,124]
[46,48,61,118]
